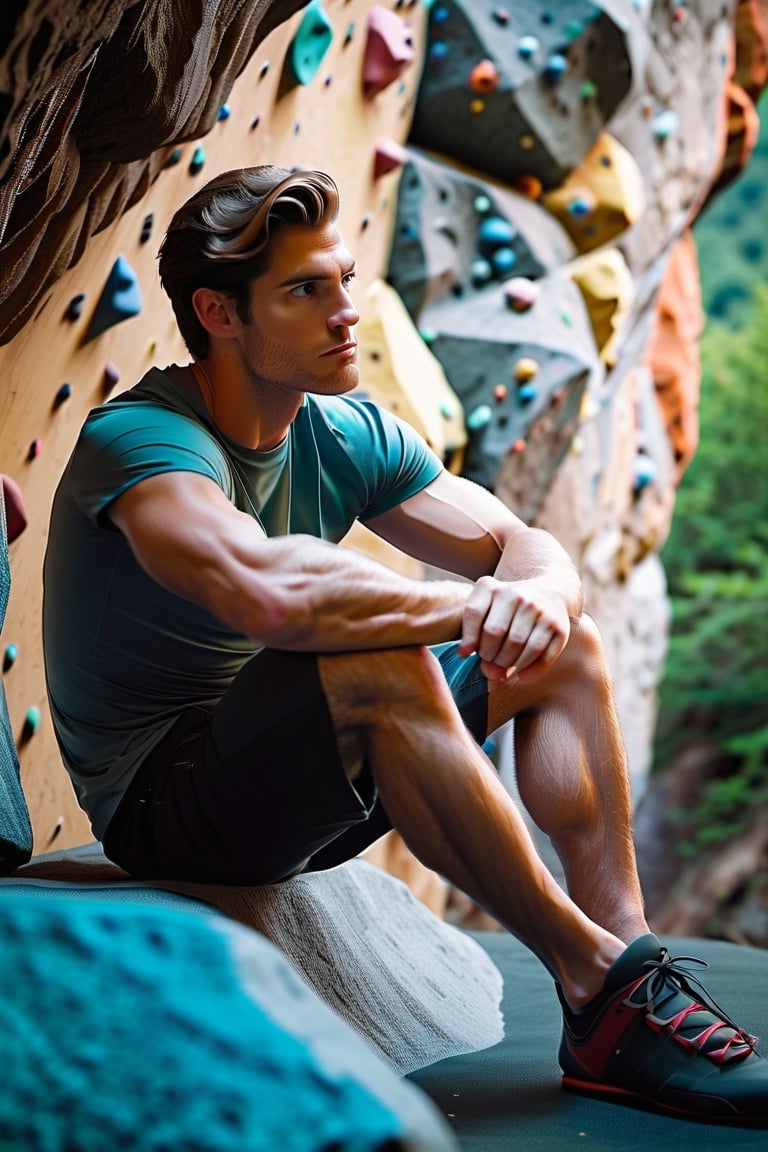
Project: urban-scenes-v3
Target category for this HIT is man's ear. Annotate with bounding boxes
[191,287,239,339]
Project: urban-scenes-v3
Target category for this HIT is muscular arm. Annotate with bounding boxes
[366,471,584,681]
[109,470,470,652]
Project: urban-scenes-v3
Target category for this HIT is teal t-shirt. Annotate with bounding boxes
[43,367,443,838]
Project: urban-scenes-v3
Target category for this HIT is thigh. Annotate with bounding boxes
[104,650,387,884]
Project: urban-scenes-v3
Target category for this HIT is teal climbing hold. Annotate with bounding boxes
[189,146,206,174]
[470,257,493,286]
[467,404,493,431]
[633,452,657,491]
[22,706,40,740]
[217,103,231,120]
[473,194,492,214]
[653,109,679,139]
[84,256,143,343]
[3,644,17,673]
[288,1,334,86]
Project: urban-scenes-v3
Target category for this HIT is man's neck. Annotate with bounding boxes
[189,359,301,451]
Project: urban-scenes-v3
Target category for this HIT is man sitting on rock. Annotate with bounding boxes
[43,166,767,1124]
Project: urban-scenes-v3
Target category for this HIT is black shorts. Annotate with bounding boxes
[103,645,489,885]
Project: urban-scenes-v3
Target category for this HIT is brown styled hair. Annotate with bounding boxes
[158,165,341,358]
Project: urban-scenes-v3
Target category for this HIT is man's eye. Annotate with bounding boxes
[343,272,356,288]
[291,283,316,298]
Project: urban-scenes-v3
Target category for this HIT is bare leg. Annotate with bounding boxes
[486,614,647,946]
[317,640,643,1008]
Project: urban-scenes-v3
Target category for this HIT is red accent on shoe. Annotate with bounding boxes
[563,973,649,1079]
[646,1002,757,1064]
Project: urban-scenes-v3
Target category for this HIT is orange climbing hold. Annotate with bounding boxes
[469,59,501,94]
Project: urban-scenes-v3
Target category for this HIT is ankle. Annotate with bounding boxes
[557,933,626,1011]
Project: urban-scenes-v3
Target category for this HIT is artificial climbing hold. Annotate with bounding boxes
[633,452,657,492]
[503,278,540,312]
[470,257,493,286]
[164,147,183,167]
[84,256,143,343]
[653,109,679,140]
[217,103,231,120]
[517,35,539,60]
[517,383,538,403]
[374,138,407,178]
[544,53,568,84]
[469,59,501,94]
[3,643,17,673]
[287,0,334,86]
[65,293,86,321]
[103,362,121,393]
[22,706,40,741]
[491,247,517,275]
[513,356,539,382]
[467,404,493,431]
[363,5,416,99]
[53,383,72,409]
[514,175,543,199]
[139,214,154,244]
[189,146,206,175]
[27,439,42,460]
[477,215,515,254]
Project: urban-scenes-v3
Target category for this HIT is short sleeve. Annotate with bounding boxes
[313,397,443,522]
[69,402,231,526]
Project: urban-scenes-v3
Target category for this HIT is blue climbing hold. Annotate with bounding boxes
[544,53,568,83]
[491,247,517,275]
[477,215,515,254]
[84,256,143,343]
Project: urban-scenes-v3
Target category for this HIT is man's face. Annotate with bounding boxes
[234,221,360,397]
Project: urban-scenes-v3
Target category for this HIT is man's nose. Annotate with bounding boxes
[328,291,359,331]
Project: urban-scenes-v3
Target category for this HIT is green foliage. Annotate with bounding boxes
[654,285,768,855]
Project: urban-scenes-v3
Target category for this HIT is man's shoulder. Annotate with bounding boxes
[83,367,211,444]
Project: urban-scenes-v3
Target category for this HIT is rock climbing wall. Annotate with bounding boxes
[0,0,765,856]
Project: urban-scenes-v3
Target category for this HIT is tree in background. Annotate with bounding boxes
[654,284,768,861]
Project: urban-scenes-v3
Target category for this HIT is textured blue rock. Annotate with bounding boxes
[0,892,456,1151]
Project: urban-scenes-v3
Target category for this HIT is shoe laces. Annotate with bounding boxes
[625,949,758,1065]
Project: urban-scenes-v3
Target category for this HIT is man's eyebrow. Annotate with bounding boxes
[276,259,356,289]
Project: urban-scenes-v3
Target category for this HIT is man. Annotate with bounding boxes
[43,166,766,1122]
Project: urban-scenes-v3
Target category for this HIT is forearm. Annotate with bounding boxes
[204,533,471,652]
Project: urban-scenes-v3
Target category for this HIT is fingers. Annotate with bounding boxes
[460,577,570,679]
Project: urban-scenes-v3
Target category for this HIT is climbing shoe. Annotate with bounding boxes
[558,933,767,1123]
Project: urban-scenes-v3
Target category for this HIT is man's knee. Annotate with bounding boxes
[318,645,453,726]
[559,613,613,689]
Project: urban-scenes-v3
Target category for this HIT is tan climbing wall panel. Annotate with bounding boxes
[0,0,431,852]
